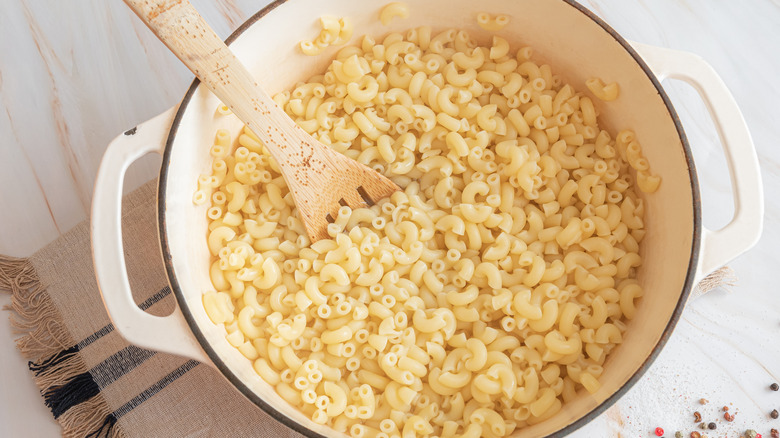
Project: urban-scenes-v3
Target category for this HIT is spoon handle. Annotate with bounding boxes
[123,0,314,164]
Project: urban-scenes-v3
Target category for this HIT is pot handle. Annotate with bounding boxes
[630,42,764,284]
[91,107,211,364]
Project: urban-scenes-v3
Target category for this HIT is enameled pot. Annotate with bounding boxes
[92,0,763,436]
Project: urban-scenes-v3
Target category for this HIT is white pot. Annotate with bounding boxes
[91,0,763,436]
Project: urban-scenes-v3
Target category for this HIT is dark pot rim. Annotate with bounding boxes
[157,1,701,436]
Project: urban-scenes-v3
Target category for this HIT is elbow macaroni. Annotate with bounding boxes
[476,12,510,31]
[585,77,619,102]
[300,16,354,56]
[380,2,410,26]
[200,18,658,437]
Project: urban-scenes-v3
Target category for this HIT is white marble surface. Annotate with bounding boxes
[1,0,779,437]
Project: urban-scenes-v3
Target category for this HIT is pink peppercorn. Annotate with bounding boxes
[655,427,664,436]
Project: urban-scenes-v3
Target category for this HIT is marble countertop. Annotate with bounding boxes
[1,0,778,436]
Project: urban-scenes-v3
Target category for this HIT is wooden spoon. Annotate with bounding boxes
[123,0,400,242]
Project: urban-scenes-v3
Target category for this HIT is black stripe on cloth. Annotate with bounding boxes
[76,324,114,350]
[42,345,158,418]
[78,286,172,350]
[91,345,157,389]
[113,359,200,419]
[28,286,171,375]
[86,359,201,437]
[137,286,173,311]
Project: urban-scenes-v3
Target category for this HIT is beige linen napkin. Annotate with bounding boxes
[0,179,734,438]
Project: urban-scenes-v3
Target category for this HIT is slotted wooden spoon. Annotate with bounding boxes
[124,0,400,242]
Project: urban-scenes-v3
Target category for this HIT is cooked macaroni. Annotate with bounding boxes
[300,16,354,56]
[476,12,511,31]
[199,23,659,437]
[380,2,410,26]
[585,77,619,101]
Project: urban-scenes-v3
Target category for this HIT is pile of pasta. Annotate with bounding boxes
[198,26,658,438]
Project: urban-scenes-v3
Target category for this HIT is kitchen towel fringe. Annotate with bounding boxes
[0,255,72,361]
[1,255,119,437]
[84,412,119,438]
[29,345,81,374]
[0,254,33,288]
[32,350,89,393]
[59,395,121,438]
[44,371,101,419]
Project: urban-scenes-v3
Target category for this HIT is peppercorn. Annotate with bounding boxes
[707,422,716,430]
[771,409,779,419]
[655,427,664,436]
[770,428,778,438]
[691,432,701,438]
[771,383,779,391]
[699,398,708,405]
[745,429,758,438]
[676,432,683,438]
[699,422,707,430]
[723,406,730,412]
[694,411,702,423]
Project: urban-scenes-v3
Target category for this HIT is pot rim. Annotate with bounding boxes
[157,1,702,436]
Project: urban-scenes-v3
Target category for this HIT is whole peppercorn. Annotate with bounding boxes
[676,432,684,438]
[771,409,779,419]
[655,427,664,436]
[707,422,716,430]
[770,428,778,438]
[745,429,758,438]
[699,398,708,405]
[723,406,730,412]
[699,423,707,430]
[771,382,779,391]
[694,411,702,423]
[690,432,701,438]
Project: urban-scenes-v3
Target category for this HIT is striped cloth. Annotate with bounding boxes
[0,180,301,438]
[0,179,735,437]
